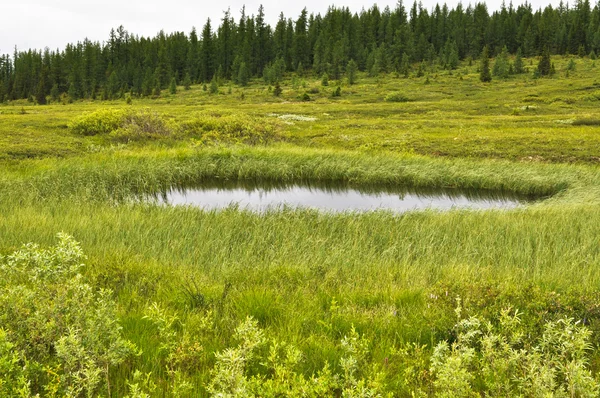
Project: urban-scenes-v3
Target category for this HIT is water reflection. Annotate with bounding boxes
[151,180,533,213]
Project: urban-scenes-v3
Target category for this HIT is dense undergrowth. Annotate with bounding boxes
[68,108,283,145]
[3,59,600,396]
[3,236,600,397]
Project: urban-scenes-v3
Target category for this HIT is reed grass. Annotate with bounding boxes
[3,57,600,395]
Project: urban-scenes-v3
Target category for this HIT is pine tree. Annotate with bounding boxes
[210,76,219,94]
[183,73,192,90]
[493,46,510,79]
[513,48,525,74]
[537,47,552,76]
[35,69,48,105]
[346,59,358,85]
[142,69,154,97]
[400,53,411,78]
[50,84,60,102]
[153,78,162,97]
[321,73,329,86]
[238,62,249,87]
[273,82,282,97]
[68,82,78,102]
[169,77,177,94]
[480,46,492,83]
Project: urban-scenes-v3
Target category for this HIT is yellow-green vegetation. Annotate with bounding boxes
[3,57,600,396]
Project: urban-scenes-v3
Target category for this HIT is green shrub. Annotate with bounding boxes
[179,113,282,145]
[0,234,137,396]
[68,108,126,136]
[572,119,600,126]
[299,92,311,101]
[69,108,173,140]
[111,109,173,141]
[430,302,599,397]
[385,92,412,102]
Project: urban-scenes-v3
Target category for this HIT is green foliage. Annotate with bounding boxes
[69,108,173,140]
[263,58,285,85]
[493,46,510,79]
[178,113,282,145]
[400,52,411,78]
[273,82,282,97]
[431,303,599,397]
[152,79,162,97]
[50,84,60,102]
[207,317,386,397]
[321,73,329,86]
[385,92,411,102]
[480,46,492,83]
[8,55,600,397]
[538,47,552,76]
[513,48,525,74]
[0,234,137,396]
[5,3,600,103]
[169,77,177,95]
[416,61,426,77]
[442,40,460,70]
[346,59,358,85]
[238,62,249,87]
[182,73,192,90]
[210,77,219,94]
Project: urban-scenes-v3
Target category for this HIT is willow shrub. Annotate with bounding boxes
[0,234,137,397]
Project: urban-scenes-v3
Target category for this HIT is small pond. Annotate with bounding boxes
[153,181,533,213]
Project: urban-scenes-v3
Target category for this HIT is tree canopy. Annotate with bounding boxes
[2,0,599,102]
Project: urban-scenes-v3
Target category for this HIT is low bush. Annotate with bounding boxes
[572,119,600,126]
[68,108,125,136]
[179,113,282,145]
[69,108,174,141]
[384,92,412,102]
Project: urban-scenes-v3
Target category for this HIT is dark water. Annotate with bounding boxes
[154,181,531,213]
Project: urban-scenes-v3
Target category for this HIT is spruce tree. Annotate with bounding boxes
[493,46,510,79]
[36,79,47,105]
[321,73,329,86]
[183,73,192,90]
[537,47,552,76]
[273,82,282,97]
[35,69,48,105]
[238,62,249,87]
[153,78,162,97]
[346,59,358,85]
[513,48,525,74]
[169,77,177,94]
[68,82,78,101]
[480,46,492,83]
[400,53,411,78]
[142,68,154,97]
[210,76,219,94]
[50,84,60,102]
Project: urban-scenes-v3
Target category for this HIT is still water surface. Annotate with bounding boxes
[156,181,530,213]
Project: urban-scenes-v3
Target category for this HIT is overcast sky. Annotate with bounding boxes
[2,0,562,54]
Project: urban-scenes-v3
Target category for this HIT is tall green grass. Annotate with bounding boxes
[2,146,600,394]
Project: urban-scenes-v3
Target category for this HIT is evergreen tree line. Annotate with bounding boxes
[2,0,600,102]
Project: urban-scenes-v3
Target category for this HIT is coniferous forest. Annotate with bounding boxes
[2,0,600,103]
